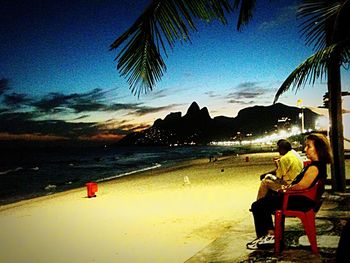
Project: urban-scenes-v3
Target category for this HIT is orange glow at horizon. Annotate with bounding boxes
[0,132,69,141]
[0,132,125,142]
[77,133,124,141]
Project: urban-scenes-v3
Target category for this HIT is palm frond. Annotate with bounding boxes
[297,0,343,51]
[332,0,350,43]
[110,0,232,96]
[233,0,256,30]
[273,41,350,103]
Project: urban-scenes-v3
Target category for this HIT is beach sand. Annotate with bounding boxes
[0,152,348,263]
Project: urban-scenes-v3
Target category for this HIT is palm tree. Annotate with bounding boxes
[110,0,348,191]
[273,0,350,191]
[109,0,257,96]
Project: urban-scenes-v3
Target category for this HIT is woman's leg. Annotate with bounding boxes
[257,178,286,200]
[251,195,281,237]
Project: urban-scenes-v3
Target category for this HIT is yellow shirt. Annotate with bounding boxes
[276,149,303,184]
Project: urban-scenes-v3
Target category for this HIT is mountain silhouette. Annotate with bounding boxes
[117,102,320,146]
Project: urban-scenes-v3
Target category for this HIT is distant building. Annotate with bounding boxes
[307,95,349,151]
[277,117,292,131]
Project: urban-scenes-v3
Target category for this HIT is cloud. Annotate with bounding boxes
[108,103,143,112]
[70,100,107,113]
[205,91,220,98]
[0,78,10,96]
[0,85,163,141]
[226,81,273,105]
[0,112,96,138]
[258,5,297,31]
[0,110,118,140]
[0,108,9,114]
[145,89,168,99]
[97,118,151,132]
[29,88,148,116]
[227,99,255,105]
[132,104,181,116]
[116,123,150,133]
[32,92,80,113]
[235,81,261,90]
[72,114,91,120]
[230,90,264,99]
[0,132,69,141]
[130,124,151,132]
[0,111,38,122]
[3,92,32,108]
[78,133,124,141]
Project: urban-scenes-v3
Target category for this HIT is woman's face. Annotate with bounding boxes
[305,139,319,161]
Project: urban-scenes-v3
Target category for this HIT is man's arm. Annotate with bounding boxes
[260,170,276,180]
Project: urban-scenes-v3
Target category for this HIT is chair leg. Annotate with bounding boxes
[274,210,283,253]
[300,211,318,253]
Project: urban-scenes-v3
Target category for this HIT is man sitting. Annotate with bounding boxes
[256,139,303,200]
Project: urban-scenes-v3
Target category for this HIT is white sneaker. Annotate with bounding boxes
[246,234,275,250]
[246,236,264,250]
[257,234,275,249]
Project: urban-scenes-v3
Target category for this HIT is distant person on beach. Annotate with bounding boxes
[247,133,332,250]
[256,139,303,200]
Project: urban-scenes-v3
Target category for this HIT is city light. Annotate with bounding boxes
[210,126,303,147]
[315,116,329,131]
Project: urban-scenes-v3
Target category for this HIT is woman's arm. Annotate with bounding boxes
[287,166,319,191]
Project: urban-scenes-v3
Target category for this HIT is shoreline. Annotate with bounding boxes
[0,156,211,209]
[0,149,242,209]
[0,145,241,207]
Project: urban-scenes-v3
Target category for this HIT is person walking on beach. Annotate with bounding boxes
[256,139,303,200]
[246,133,332,250]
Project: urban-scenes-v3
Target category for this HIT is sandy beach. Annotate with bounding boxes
[0,152,348,263]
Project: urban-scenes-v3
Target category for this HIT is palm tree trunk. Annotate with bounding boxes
[328,58,346,192]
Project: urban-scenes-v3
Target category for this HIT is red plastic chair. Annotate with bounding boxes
[274,179,325,253]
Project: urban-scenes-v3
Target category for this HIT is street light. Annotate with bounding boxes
[297,99,304,133]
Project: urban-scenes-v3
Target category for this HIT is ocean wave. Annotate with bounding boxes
[0,167,23,175]
[72,164,110,169]
[96,163,161,183]
[44,184,57,190]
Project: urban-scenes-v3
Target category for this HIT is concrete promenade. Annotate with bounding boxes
[186,186,350,263]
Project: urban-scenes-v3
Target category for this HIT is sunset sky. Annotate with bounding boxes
[1,0,349,142]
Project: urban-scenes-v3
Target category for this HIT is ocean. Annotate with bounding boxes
[0,145,238,205]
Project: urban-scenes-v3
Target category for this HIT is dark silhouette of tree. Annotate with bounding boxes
[274,0,350,191]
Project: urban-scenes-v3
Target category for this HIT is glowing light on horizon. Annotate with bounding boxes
[210,126,303,147]
[315,116,329,131]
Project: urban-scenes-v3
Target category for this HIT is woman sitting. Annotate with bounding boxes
[247,133,332,249]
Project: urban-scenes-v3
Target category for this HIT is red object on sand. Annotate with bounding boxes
[86,182,98,198]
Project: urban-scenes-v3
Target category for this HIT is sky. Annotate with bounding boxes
[1,0,349,143]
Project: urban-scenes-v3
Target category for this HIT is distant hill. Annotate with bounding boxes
[117,102,320,146]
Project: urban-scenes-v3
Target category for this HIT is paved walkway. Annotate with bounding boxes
[186,186,350,262]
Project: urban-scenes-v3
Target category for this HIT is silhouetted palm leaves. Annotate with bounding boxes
[274,0,350,102]
[110,0,232,96]
[274,0,349,191]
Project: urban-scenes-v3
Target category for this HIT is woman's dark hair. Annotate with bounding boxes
[306,133,333,163]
